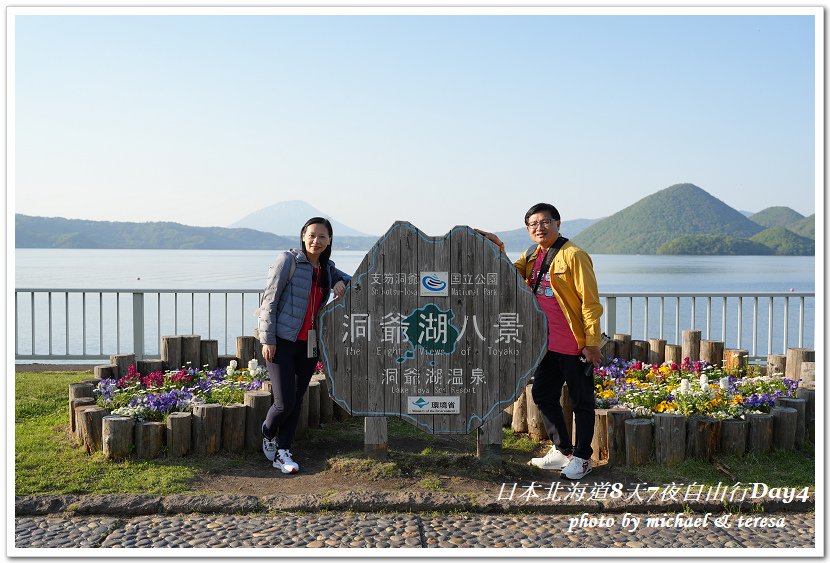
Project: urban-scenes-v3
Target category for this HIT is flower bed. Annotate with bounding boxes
[594,357,800,419]
[94,360,270,421]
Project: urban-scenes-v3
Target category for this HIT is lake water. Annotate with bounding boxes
[14,249,816,293]
[13,249,816,361]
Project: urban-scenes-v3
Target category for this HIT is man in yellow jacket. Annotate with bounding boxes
[477,203,603,479]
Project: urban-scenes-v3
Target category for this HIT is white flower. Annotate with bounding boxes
[700,374,709,387]
[248,359,258,372]
[680,379,691,394]
[720,377,730,391]
[226,365,235,376]
[229,360,238,371]
[700,381,710,395]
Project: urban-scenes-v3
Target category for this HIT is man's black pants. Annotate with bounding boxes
[531,350,595,460]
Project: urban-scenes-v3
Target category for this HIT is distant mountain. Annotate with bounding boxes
[656,235,773,255]
[230,200,373,237]
[789,214,815,240]
[15,215,294,249]
[495,218,599,252]
[750,226,815,256]
[749,206,806,229]
[571,183,765,254]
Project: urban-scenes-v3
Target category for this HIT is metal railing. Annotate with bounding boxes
[14,288,815,362]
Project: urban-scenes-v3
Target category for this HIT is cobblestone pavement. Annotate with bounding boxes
[15,511,816,550]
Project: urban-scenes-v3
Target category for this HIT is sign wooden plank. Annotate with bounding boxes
[319,222,547,434]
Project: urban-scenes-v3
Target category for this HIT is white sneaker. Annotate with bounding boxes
[561,456,592,480]
[262,435,278,462]
[529,445,572,470]
[274,449,299,474]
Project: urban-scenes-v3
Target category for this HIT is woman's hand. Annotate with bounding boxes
[262,344,277,363]
[333,280,347,298]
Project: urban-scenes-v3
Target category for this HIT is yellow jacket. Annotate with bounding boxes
[513,240,604,349]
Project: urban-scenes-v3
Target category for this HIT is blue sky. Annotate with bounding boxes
[12,9,819,236]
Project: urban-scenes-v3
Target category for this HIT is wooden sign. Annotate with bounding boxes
[319,221,548,434]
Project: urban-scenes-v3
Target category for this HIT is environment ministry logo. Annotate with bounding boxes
[420,272,448,296]
[412,397,429,409]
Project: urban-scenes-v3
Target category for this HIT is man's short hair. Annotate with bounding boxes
[524,203,561,224]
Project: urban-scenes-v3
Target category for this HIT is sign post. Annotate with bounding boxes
[319,222,548,459]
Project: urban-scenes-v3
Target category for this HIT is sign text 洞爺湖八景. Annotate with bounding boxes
[319,222,548,434]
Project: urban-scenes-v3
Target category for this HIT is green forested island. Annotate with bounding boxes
[15,183,815,255]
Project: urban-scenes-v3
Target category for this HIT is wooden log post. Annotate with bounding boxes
[136,359,164,376]
[476,415,503,463]
[631,340,650,363]
[315,376,334,424]
[200,339,219,370]
[511,391,528,434]
[180,335,201,369]
[191,403,223,455]
[261,381,273,394]
[69,382,95,401]
[799,361,816,389]
[601,339,617,362]
[699,340,725,368]
[785,348,815,383]
[775,397,806,449]
[607,409,633,467]
[218,355,239,369]
[526,384,546,441]
[648,338,666,365]
[161,336,183,370]
[747,412,773,455]
[681,330,701,363]
[654,413,686,465]
[720,418,748,457]
[364,417,388,459]
[624,418,653,466]
[560,383,574,443]
[79,406,108,453]
[295,391,310,439]
[70,397,96,435]
[724,349,749,374]
[166,412,192,458]
[797,387,815,444]
[686,415,721,461]
[771,406,798,451]
[244,391,272,452]
[236,336,257,367]
[307,380,321,429]
[664,344,683,365]
[102,415,134,461]
[767,354,787,376]
[613,334,631,361]
[591,409,609,464]
[109,354,136,378]
[94,365,117,380]
[134,421,165,460]
[221,403,246,453]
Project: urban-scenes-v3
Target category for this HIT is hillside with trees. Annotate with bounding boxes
[749,206,806,229]
[656,235,773,255]
[750,226,815,256]
[571,183,765,254]
[15,215,294,250]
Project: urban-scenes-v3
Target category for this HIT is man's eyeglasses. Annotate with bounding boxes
[527,219,553,229]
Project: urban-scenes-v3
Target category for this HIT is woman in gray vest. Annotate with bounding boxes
[257,217,351,473]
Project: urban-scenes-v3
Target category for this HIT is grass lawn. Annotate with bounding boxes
[14,370,816,496]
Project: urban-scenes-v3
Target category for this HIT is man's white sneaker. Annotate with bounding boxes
[529,445,572,470]
[561,456,592,480]
[262,435,278,462]
[274,449,299,474]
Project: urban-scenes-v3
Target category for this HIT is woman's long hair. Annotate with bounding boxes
[300,217,333,287]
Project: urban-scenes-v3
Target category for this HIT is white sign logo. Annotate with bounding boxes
[419,272,449,296]
[407,396,461,414]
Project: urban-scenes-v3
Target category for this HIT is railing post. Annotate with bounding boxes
[133,292,145,360]
[605,296,616,337]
